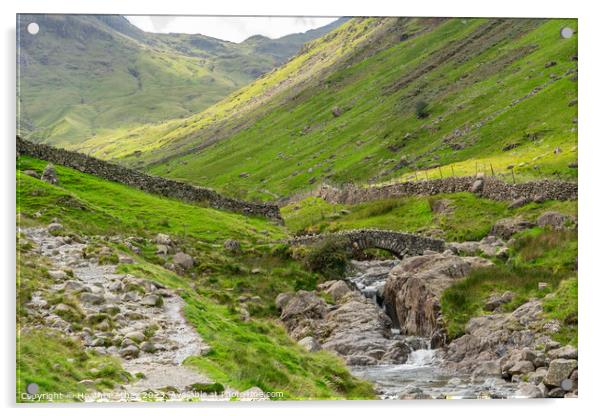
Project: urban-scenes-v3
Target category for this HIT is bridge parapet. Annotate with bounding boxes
[288,229,445,259]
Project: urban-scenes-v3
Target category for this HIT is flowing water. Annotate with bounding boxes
[346,260,519,399]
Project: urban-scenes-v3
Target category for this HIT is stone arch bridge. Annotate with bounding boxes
[288,229,446,259]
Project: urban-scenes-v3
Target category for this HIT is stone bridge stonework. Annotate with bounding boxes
[289,229,446,259]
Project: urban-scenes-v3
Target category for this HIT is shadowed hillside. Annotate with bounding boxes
[17,14,346,146]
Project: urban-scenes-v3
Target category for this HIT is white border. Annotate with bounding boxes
[2,1,600,415]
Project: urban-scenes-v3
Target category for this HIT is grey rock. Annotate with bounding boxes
[78,379,96,388]
[23,169,40,178]
[155,233,172,246]
[324,280,352,303]
[63,280,84,292]
[275,292,292,311]
[470,179,484,193]
[527,367,549,385]
[108,281,124,292]
[173,252,194,270]
[118,254,134,264]
[490,217,534,239]
[119,345,140,359]
[298,336,321,352]
[48,270,67,280]
[140,294,163,307]
[471,360,501,381]
[547,387,565,398]
[537,211,571,229]
[41,163,59,185]
[47,223,63,233]
[509,197,530,209]
[548,345,577,360]
[544,359,578,387]
[384,252,492,337]
[140,341,157,353]
[124,331,145,343]
[516,382,544,398]
[509,360,535,375]
[79,292,105,305]
[155,244,169,255]
[223,239,241,252]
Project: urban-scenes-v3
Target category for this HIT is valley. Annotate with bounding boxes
[16,15,578,402]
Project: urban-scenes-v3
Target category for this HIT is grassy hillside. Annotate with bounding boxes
[87,17,576,201]
[281,193,577,241]
[16,157,375,400]
[17,15,344,147]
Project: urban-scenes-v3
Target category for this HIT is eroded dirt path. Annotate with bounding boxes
[21,227,220,401]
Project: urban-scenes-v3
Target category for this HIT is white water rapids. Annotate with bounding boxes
[346,260,519,399]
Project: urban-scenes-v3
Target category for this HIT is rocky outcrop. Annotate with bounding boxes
[383,252,492,343]
[17,136,281,221]
[277,283,412,366]
[443,299,578,398]
[536,211,573,229]
[447,235,508,258]
[490,217,535,239]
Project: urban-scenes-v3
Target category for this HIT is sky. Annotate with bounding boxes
[125,16,339,43]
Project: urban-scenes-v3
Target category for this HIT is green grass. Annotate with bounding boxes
[17,156,283,243]
[440,227,577,339]
[282,193,577,242]
[118,260,374,399]
[16,157,375,400]
[89,17,577,202]
[17,329,129,402]
[16,243,129,402]
[543,277,577,346]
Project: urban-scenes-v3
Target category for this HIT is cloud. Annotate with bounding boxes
[125,16,339,43]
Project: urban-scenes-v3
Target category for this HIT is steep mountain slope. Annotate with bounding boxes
[17,14,345,146]
[81,17,576,202]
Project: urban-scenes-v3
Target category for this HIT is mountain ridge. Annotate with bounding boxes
[17,14,346,146]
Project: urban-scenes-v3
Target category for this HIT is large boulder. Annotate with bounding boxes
[537,211,572,229]
[544,359,578,387]
[280,290,327,336]
[173,252,194,270]
[324,280,352,303]
[275,292,293,311]
[383,253,492,338]
[279,289,411,365]
[490,217,535,239]
[41,163,59,185]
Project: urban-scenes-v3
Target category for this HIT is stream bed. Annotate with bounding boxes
[346,260,520,399]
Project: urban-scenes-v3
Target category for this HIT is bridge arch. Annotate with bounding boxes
[288,229,445,259]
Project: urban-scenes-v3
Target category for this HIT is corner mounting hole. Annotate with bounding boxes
[560,27,573,39]
[27,22,39,35]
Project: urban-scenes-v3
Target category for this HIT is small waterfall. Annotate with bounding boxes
[406,348,438,367]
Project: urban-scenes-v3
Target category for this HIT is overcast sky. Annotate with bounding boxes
[125,16,339,43]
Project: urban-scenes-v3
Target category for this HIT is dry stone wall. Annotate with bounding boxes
[285,177,577,206]
[17,137,282,221]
